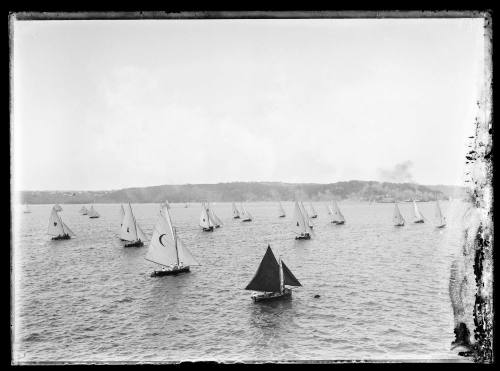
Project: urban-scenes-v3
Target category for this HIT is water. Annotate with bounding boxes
[12,201,469,362]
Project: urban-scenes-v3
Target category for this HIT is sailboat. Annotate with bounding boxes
[245,245,302,302]
[330,201,345,225]
[435,200,446,228]
[300,201,314,229]
[278,201,286,218]
[232,202,241,219]
[80,206,88,215]
[22,203,31,214]
[146,205,200,277]
[199,202,214,232]
[47,206,75,240]
[120,203,148,247]
[309,202,318,218]
[207,202,223,228]
[393,202,405,227]
[240,203,253,222]
[294,201,312,240]
[88,205,100,218]
[412,200,424,223]
[53,204,63,212]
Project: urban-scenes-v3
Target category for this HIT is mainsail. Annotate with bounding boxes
[53,204,63,212]
[119,204,125,227]
[413,200,424,222]
[435,200,446,226]
[294,201,309,235]
[88,205,100,218]
[23,204,31,213]
[199,202,213,229]
[241,204,253,220]
[393,203,405,225]
[331,201,345,223]
[120,203,144,242]
[278,201,286,217]
[309,202,317,217]
[300,201,313,228]
[207,202,223,226]
[245,246,281,293]
[80,206,88,214]
[232,202,240,218]
[146,206,199,267]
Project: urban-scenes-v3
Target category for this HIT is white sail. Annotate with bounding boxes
[413,200,423,221]
[300,202,313,228]
[393,203,405,225]
[278,201,286,216]
[120,203,139,241]
[80,206,88,214]
[309,202,317,216]
[435,200,446,226]
[241,203,252,220]
[47,208,65,236]
[199,202,213,229]
[293,201,308,234]
[88,205,100,218]
[119,204,125,226]
[53,204,63,212]
[208,203,223,226]
[136,224,148,242]
[176,237,200,266]
[232,202,240,218]
[23,204,31,213]
[334,201,345,223]
[145,211,179,267]
[63,222,76,236]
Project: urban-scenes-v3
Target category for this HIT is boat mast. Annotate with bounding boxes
[173,226,180,266]
[131,203,139,241]
[279,255,284,294]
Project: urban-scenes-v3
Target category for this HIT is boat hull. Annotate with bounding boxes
[242,219,252,222]
[414,220,424,223]
[124,240,144,247]
[311,215,318,219]
[252,288,292,302]
[437,224,446,229]
[150,266,190,277]
[202,227,214,232]
[295,233,311,240]
[51,234,71,240]
[89,216,100,219]
[394,223,405,227]
[279,215,286,218]
[233,216,240,219]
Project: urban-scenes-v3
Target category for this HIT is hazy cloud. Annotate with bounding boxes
[378,161,415,183]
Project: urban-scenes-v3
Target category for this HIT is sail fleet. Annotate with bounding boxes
[33,198,447,302]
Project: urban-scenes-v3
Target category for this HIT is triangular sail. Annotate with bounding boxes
[278,201,286,216]
[23,204,31,213]
[300,202,313,228]
[282,260,302,287]
[63,222,76,237]
[53,204,63,212]
[199,202,212,228]
[245,245,281,293]
[294,201,308,234]
[145,210,179,267]
[309,202,317,216]
[232,202,240,218]
[413,200,423,221]
[120,203,139,241]
[47,208,65,236]
[332,201,345,223]
[80,206,88,214]
[208,203,223,226]
[241,204,252,220]
[393,203,405,225]
[136,224,148,242]
[435,200,446,226]
[88,205,100,218]
[176,237,200,266]
[119,204,125,227]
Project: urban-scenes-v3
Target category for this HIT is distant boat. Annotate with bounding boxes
[53,204,63,212]
[309,202,318,218]
[232,202,241,219]
[47,206,75,240]
[207,202,223,228]
[22,203,31,213]
[199,202,214,232]
[412,200,424,223]
[299,201,314,229]
[278,201,286,218]
[435,200,446,228]
[80,206,88,215]
[393,202,405,227]
[245,245,302,302]
[146,204,200,277]
[240,203,253,222]
[120,203,148,247]
[185,203,189,208]
[330,201,345,225]
[160,200,171,210]
[294,201,312,240]
[88,205,100,219]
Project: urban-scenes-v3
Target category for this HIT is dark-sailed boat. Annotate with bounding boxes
[294,201,312,240]
[146,205,200,277]
[47,206,75,240]
[245,245,302,302]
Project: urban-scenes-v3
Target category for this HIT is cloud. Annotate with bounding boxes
[377,161,415,183]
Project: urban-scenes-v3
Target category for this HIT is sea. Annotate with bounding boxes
[12,200,471,363]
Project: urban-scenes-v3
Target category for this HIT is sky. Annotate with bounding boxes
[12,18,486,191]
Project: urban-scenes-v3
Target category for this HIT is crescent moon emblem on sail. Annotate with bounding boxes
[159,234,167,246]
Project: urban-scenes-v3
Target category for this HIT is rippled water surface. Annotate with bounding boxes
[13,201,469,362]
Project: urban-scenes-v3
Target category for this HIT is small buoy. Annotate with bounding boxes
[314,294,320,298]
